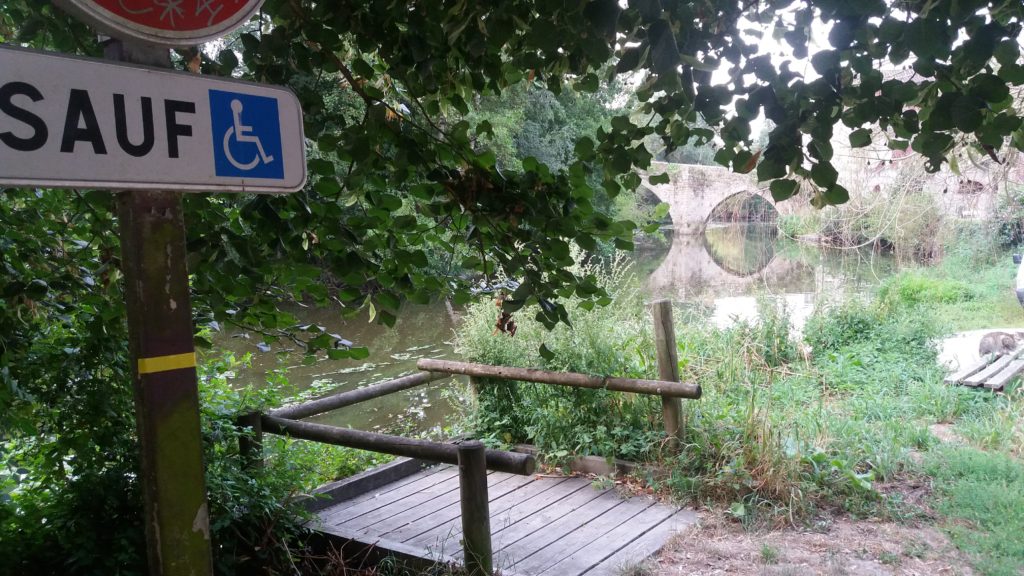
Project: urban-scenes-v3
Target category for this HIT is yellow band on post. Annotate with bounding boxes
[138,352,197,375]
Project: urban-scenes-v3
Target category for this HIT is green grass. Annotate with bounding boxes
[880,266,1024,331]
[925,446,1024,576]
[456,240,1024,571]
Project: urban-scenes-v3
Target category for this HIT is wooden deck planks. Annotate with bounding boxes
[489,490,630,566]
[944,357,992,385]
[318,465,460,526]
[985,358,1024,390]
[314,466,694,576]
[368,473,535,541]
[511,496,655,574]
[385,467,544,541]
[407,475,584,555]
[537,503,676,575]
[481,478,609,559]
[333,470,507,532]
[962,348,1024,387]
[583,509,698,576]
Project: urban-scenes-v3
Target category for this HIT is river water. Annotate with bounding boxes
[219,224,903,434]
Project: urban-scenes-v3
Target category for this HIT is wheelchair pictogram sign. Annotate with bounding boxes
[209,89,284,180]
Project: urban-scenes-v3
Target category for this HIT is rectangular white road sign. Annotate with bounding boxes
[0,45,306,194]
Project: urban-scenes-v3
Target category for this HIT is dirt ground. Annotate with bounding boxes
[652,513,975,576]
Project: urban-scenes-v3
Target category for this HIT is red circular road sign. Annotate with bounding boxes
[55,0,264,47]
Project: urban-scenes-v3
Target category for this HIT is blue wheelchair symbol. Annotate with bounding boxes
[209,90,284,180]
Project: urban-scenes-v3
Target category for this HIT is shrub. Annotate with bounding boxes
[455,253,665,461]
[878,273,975,308]
[0,352,386,575]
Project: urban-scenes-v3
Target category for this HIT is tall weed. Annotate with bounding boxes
[456,252,664,461]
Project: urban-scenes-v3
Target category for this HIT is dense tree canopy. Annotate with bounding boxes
[2,0,1023,342]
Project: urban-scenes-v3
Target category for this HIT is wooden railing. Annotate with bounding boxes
[237,299,698,576]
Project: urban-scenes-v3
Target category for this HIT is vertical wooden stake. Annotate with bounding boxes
[458,440,493,576]
[110,41,214,576]
[652,300,682,450]
[237,411,264,471]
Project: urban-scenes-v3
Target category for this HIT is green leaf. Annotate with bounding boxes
[327,348,352,360]
[218,49,239,73]
[314,178,341,196]
[911,131,954,157]
[577,73,600,93]
[574,137,595,159]
[822,184,849,205]
[848,129,872,148]
[969,74,1010,103]
[769,179,799,202]
[648,172,671,185]
[352,58,375,79]
[539,343,555,361]
[810,162,838,188]
[999,63,1024,85]
[309,158,335,176]
[756,159,786,181]
[951,95,984,133]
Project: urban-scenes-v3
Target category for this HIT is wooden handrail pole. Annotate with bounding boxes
[260,415,535,475]
[652,300,683,449]
[458,440,493,576]
[270,371,450,420]
[415,359,700,399]
[236,411,263,471]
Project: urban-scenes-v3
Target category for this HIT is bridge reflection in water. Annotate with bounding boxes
[644,223,820,329]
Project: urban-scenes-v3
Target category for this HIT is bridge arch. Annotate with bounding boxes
[706,189,779,225]
[640,161,772,234]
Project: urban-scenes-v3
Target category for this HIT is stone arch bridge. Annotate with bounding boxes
[640,161,775,234]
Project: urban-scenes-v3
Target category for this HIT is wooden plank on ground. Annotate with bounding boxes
[537,503,676,575]
[963,348,1024,387]
[582,509,698,576]
[319,465,459,526]
[489,485,622,561]
[487,477,595,537]
[379,472,537,543]
[453,478,602,560]
[317,463,449,517]
[944,357,992,385]
[316,522,456,567]
[405,476,577,551]
[512,496,656,574]
[984,358,1024,391]
[339,469,509,532]
[305,457,430,512]
[360,473,533,539]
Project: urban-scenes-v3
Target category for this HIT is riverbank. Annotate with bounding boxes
[455,242,1024,575]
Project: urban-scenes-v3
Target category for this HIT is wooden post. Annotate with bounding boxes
[652,300,682,449]
[109,40,214,576]
[236,411,263,470]
[458,440,493,576]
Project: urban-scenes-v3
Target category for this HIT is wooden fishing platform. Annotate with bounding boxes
[309,460,697,576]
[944,347,1024,391]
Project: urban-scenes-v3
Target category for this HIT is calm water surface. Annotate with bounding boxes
[218,224,905,432]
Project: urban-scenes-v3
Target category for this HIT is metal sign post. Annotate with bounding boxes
[106,40,213,576]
